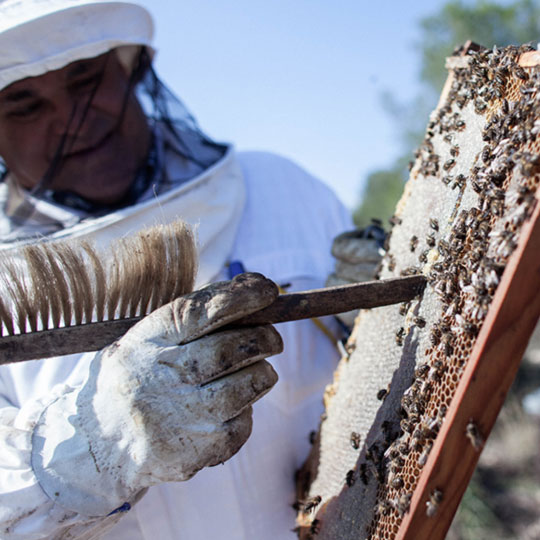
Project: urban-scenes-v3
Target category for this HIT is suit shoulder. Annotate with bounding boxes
[236,151,345,210]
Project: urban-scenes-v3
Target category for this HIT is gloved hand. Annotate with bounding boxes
[32,273,283,516]
[326,224,386,328]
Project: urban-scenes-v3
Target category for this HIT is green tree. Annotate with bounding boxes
[352,159,409,227]
[354,0,540,229]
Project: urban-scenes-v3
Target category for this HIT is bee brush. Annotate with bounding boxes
[0,222,425,364]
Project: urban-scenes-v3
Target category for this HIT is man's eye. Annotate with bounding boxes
[71,74,101,91]
[7,102,42,119]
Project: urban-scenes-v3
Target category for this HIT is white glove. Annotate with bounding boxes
[326,225,385,328]
[32,273,283,516]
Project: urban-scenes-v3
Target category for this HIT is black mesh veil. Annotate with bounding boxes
[134,47,227,169]
[0,46,227,232]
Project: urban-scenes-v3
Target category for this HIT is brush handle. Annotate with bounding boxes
[0,275,426,364]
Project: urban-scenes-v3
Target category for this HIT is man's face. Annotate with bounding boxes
[0,52,151,205]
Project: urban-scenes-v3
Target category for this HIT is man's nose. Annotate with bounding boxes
[50,91,91,138]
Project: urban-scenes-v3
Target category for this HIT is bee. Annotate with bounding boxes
[399,402,410,418]
[418,441,433,467]
[397,441,410,456]
[418,249,429,264]
[450,146,460,157]
[454,208,468,230]
[399,301,412,316]
[512,184,534,205]
[412,424,433,444]
[518,152,540,177]
[366,442,382,465]
[520,85,535,95]
[309,519,320,535]
[426,233,436,247]
[415,363,430,379]
[452,174,467,190]
[387,254,396,272]
[377,385,390,401]
[395,327,405,347]
[309,430,317,445]
[442,174,453,186]
[391,476,404,490]
[426,489,443,517]
[386,444,400,460]
[359,463,369,485]
[455,119,466,130]
[463,322,479,338]
[513,65,528,81]
[441,337,454,357]
[419,379,434,396]
[471,220,491,241]
[382,420,397,444]
[471,178,484,194]
[428,415,442,435]
[397,493,412,516]
[413,316,426,328]
[474,99,487,113]
[389,455,405,474]
[438,405,448,420]
[409,400,426,417]
[466,420,484,451]
[443,158,456,171]
[350,431,361,450]
[429,218,439,232]
[409,235,419,252]
[430,325,442,346]
[401,392,416,410]
[481,146,493,164]
[493,77,505,92]
[495,230,518,257]
[377,500,393,517]
[298,495,322,514]
[345,469,355,487]
[389,215,402,227]
[488,186,505,201]
[400,418,414,434]
[401,266,421,276]
[429,360,446,382]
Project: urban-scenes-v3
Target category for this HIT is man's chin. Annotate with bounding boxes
[53,172,136,206]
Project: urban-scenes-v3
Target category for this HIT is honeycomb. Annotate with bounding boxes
[296,44,540,539]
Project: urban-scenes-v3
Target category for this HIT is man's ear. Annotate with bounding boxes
[116,45,152,85]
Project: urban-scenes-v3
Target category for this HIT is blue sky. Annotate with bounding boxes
[134,1,480,210]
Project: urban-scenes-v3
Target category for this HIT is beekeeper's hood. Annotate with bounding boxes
[0,0,155,91]
[0,1,244,288]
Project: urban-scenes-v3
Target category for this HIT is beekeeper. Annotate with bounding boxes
[0,1,364,538]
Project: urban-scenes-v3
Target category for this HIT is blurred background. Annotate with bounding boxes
[138,1,540,538]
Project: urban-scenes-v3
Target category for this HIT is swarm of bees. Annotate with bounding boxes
[366,43,539,540]
[296,44,539,539]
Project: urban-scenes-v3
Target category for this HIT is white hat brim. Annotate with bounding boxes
[0,1,155,90]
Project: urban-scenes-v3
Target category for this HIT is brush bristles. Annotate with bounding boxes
[0,220,197,336]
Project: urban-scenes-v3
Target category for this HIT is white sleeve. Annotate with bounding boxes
[0,383,134,539]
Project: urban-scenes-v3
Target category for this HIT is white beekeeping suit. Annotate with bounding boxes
[0,1,353,538]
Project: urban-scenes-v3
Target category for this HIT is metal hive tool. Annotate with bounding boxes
[295,43,540,539]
